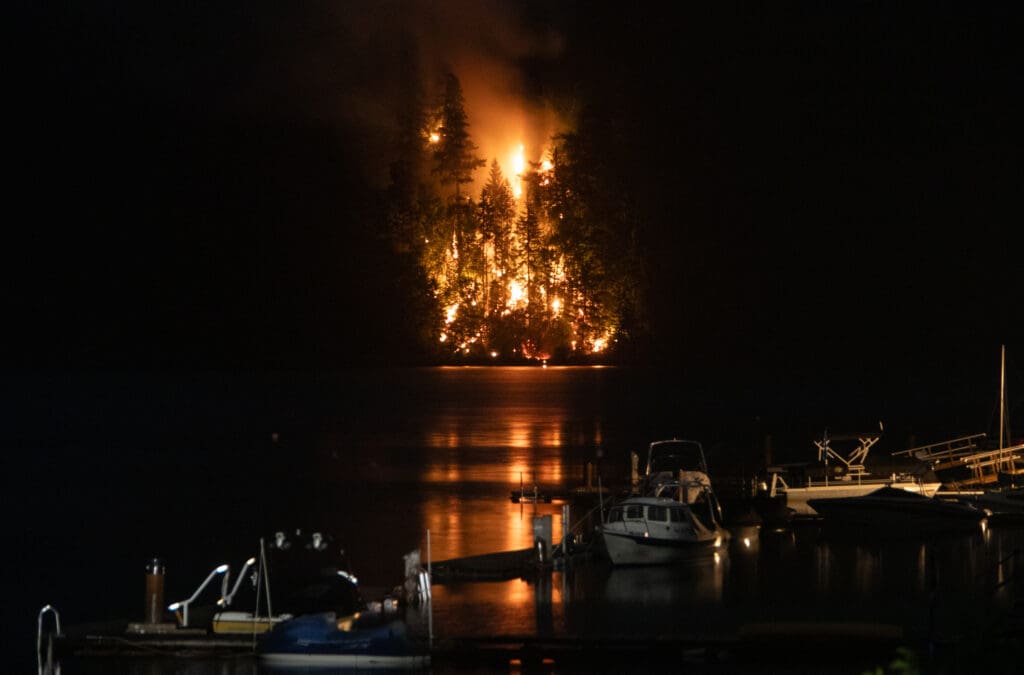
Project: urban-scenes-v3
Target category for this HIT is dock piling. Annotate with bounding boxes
[144,558,165,624]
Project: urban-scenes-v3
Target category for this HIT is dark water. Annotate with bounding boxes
[8,367,1023,673]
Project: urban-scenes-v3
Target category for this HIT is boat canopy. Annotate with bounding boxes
[646,440,708,476]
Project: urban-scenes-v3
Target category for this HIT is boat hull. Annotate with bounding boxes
[261,652,430,668]
[784,481,942,517]
[258,612,428,669]
[601,530,722,565]
[807,488,988,534]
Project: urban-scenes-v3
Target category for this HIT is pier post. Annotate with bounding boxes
[561,504,570,558]
[532,515,552,565]
[144,558,165,624]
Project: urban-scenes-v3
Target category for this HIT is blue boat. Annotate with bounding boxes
[259,610,430,669]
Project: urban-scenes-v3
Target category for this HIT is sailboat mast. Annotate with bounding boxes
[999,344,1007,449]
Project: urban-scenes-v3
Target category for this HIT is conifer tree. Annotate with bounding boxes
[478,159,516,314]
[430,73,485,199]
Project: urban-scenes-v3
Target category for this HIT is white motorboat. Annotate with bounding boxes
[599,495,729,565]
[757,430,941,519]
[604,440,729,565]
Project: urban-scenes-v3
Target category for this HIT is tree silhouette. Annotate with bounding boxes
[430,72,485,199]
[478,159,516,314]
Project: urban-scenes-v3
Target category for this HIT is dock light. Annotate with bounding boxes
[743,537,751,548]
[167,563,230,627]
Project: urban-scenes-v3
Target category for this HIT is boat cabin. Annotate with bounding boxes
[606,498,718,532]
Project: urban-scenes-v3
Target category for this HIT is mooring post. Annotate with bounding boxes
[533,514,552,566]
[145,558,165,624]
[562,503,570,559]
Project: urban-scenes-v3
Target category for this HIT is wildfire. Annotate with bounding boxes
[409,78,621,364]
[510,144,525,199]
[508,280,526,308]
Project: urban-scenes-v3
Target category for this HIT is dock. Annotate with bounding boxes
[47,621,261,658]
[430,547,547,582]
[47,622,910,670]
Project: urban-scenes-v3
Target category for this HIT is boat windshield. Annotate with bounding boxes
[647,440,707,475]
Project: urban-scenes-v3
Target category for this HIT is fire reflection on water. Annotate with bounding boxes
[422,409,570,485]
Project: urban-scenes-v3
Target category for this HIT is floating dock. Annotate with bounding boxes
[46,622,911,670]
[430,547,547,582]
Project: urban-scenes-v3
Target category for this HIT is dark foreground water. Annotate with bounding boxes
[8,367,1023,673]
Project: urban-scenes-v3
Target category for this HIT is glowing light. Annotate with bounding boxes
[510,144,526,199]
[512,145,525,175]
[445,304,459,325]
[490,351,498,358]
[439,333,447,342]
[429,132,440,143]
[551,298,561,316]
[592,338,607,353]
[508,281,525,307]
[540,159,553,172]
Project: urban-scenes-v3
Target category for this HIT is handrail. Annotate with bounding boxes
[221,557,257,607]
[37,604,62,673]
[168,563,229,627]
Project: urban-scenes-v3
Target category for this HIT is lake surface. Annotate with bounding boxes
[9,367,1023,673]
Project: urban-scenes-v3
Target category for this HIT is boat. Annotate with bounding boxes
[166,530,365,634]
[755,429,941,519]
[601,439,730,565]
[806,486,989,534]
[961,485,1024,525]
[254,529,431,668]
[598,495,730,565]
[258,611,430,669]
[634,438,716,499]
[893,345,1024,490]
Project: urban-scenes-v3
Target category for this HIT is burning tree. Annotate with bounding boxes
[385,70,641,362]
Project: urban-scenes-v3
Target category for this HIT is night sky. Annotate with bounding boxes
[7,2,1021,415]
